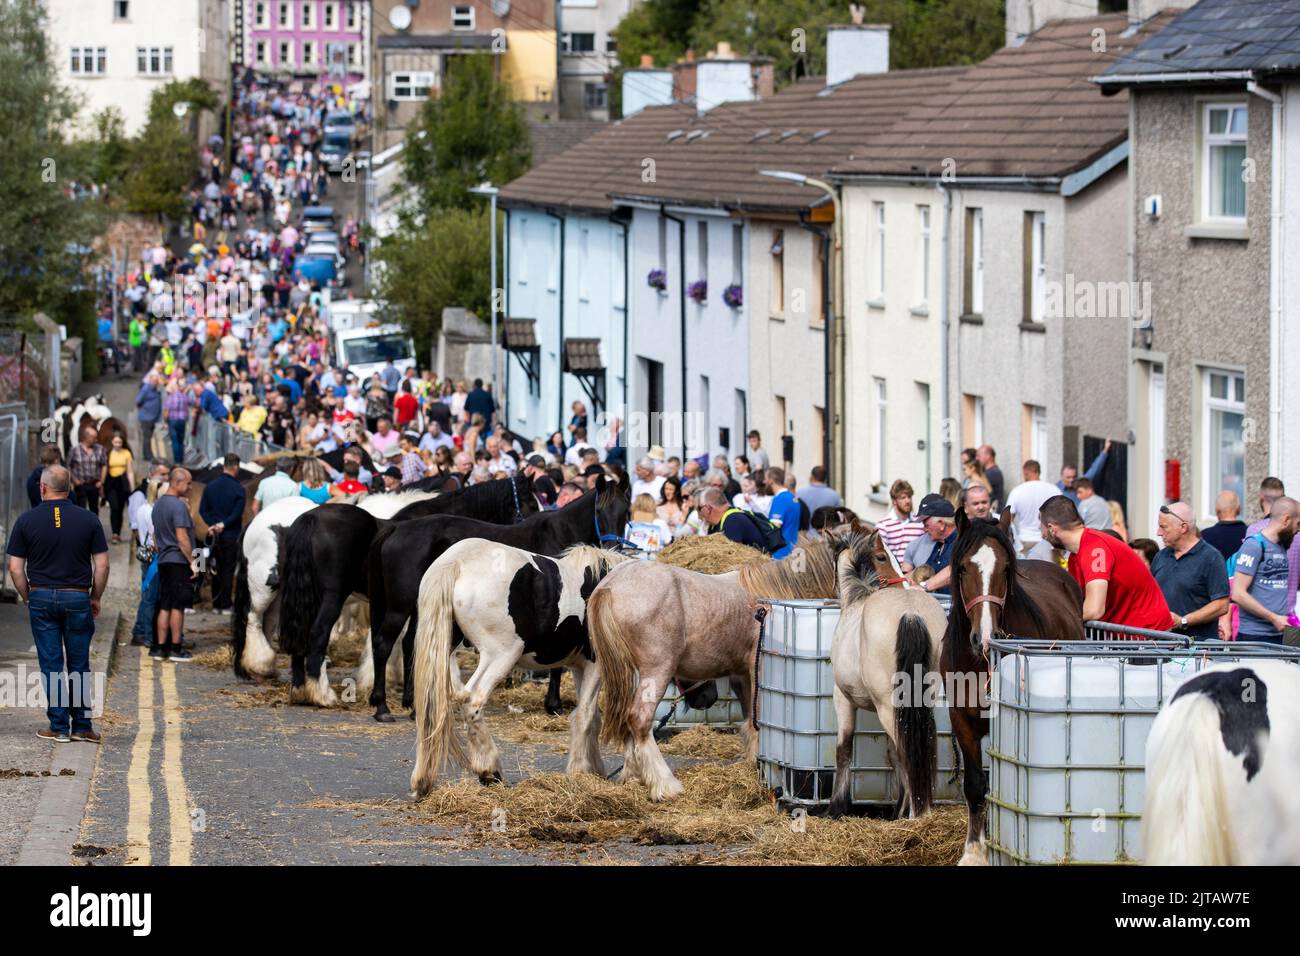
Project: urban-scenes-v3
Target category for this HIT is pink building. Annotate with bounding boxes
[244,0,370,84]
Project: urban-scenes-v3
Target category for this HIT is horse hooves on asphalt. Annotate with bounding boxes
[373,711,397,723]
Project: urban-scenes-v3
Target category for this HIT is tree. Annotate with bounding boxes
[68,107,132,195]
[0,0,100,318]
[372,207,498,360]
[612,0,703,69]
[122,79,218,222]
[402,54,532,214]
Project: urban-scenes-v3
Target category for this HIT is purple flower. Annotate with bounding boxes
[687,279,707,303]
[722,284,743,308]
[647,269,667,291]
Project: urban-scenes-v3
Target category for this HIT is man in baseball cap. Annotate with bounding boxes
[900,493,958,595]
[524,454,558,508]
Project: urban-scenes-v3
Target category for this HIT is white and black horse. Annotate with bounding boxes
[275,475,539,707]
[410,542,632,796]
[1143,659,1300,865]
[367,475,632,722]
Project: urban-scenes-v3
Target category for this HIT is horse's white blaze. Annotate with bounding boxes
[972,544,997,650]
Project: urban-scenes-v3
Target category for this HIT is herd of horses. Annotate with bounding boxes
[216,451,1295,865]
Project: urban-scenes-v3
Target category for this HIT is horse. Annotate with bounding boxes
[275,475,538,707]
[96,416,132,457]
[827,530,948,819]
[408,543,633,797]
[1143,660,1300,865]
[365,476,631,722]
[944,508,1084,865]
[587,542,838,801]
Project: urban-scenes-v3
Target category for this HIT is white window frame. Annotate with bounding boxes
[346,0,357,29]
[547,221,560,292]
[731,224,743,285]
[389,71,434,100]
[873,378,887,488]
[1030,211,1046,324]
[611,228,625,309]
[278,40,291,68]
[324,1,337,30]
[770,228,784,316]
[872,201,886,301]
[279,0,291,28]
[516,218,529,286]
[303,40,316,66]
[136,46,172,75]
[1027,404,1047,470]
[1201,102,1248,223]
[255,40,268,66]
[578,227,590,302]
[915,204,931,308]
[1200,368,1246,516]
[254,1,268,29]
[71,47,107,75]
[451,5,475,30]
[113,0,130,21]
[301,1,313,29]
[346,43,358,67]
[970,207,984,315]
[696,221,708,287]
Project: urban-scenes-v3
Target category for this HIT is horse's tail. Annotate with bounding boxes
[410,560,466,799]
[589,584,637,749]
[894,612,936,817]
[1142,692,1238,865]
[276,514,318,657]
[231,527,252,678]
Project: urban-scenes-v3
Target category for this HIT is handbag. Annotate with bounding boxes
[136,540,156,565]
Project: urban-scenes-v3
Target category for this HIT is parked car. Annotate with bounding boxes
[293,254,337,289]
[300,205,336,235]
[323,110,355,140]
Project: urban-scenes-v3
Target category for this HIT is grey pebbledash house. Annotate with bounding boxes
[1095,0,1300,538]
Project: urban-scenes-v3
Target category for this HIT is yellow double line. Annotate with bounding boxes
[125,647,192,866]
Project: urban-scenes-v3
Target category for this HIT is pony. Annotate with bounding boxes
[587,541,838,801]
[408,543,633,797]
[944,508,1083,865]
[827,530,948,819]
[275,475,538,707]
[1142,660,1300,865]
[365,476,631,722]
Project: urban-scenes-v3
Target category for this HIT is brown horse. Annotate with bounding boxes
[588,542,838,801]
[944,508,1084,864]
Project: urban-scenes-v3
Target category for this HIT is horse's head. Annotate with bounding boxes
[952,508,1017,653]
[826,529,884,604]
[593,474,630,545]
[513,471,541,520]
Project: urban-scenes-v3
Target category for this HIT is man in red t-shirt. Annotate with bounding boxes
[1039,495,1171,634]
[393,381,418,429]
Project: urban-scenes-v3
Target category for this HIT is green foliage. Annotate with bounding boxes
[122,79,218,221]
[612,0,702,68]
[67,108,132,193]
[402,54,532,213]
[373,206,499,360]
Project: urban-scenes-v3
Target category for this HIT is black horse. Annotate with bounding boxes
[275,474,538,707]
[365,475,632,721]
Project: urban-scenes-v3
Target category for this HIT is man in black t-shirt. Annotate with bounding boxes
[5,465,109,743]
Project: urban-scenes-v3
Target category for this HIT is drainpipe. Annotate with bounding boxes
[1248,80,1284,478]
[936,181,953,478]
[797,213,833,473]
[661,206,688,460]
[609,211,630,429]
[541,210,566,433]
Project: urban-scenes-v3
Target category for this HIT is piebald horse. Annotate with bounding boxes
[1144,659,1300,865]
[828,530,948,819]
[409,543,633,797]
[945,508,1083,865]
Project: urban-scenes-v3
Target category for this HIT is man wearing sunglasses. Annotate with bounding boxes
[1150,502,1230,640]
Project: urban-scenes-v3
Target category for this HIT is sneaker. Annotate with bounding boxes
[37,728,70,743]
[167,648,193,662]
[70,729,101,744]
[183,608,195,615]
[149,646,168,660]
[129,636,153,647]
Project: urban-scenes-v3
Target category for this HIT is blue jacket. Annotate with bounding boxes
[199,473,246,540]
[769,490,801,550]
[198,387,230,421]
[136,382,162,423]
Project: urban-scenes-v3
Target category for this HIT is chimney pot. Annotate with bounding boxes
[640,54,654,67]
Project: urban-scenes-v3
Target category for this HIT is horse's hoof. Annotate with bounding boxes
[407,710,415,721]
[827,800,850,820]
[544,705,563,717]
[478,771,504,786]
[373,711,396,723]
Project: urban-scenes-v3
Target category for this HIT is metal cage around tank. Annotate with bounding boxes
[986,627,1300,865]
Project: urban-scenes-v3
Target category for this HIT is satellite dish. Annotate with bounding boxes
[389,6,412,30]
[491,0,510,16]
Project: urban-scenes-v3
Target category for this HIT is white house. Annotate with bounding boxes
[45,0,229,136]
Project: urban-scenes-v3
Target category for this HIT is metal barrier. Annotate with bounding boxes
[0,403,31,596]
[189,414,285,466]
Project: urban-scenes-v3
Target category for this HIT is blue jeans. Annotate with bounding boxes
[168,419,187,464]
[132,557,159,646]
[27,590,96,734]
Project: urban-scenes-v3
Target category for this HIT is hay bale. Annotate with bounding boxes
[658,535,772,574]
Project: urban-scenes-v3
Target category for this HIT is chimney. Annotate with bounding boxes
[696,57,756,112]
[622,63,674,117]
[825,24,890,87]
[1005,0,1097,47]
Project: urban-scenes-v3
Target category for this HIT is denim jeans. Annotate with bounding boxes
[168,418,187,464]
[132,557,159,646]
[27,590,96,734]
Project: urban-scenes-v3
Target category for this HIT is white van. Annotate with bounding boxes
[325,298,380,332]
[334,323,416,388]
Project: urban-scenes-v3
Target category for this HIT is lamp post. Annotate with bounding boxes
[759,170,845,493]
[468,182,501,402]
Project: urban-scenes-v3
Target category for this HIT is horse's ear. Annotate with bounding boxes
[955,507,970,538]
[849,517,866,535]
[998,507,1014,535]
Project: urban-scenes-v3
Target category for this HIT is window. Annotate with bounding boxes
[696,221,708,287]
[915,205,931,307]
[563,33,596,53]
[606,38,618,53]
[136,46,172,74]
[657,216,667,271]
[583,82,607,111]
[1202,369,1246,515]
[611,228,625,309]
[254,1,268,29]
[547,221,560,291]
[578,227,590,301]
[301,1,313,28]
[963,394,985,449]
[114,1,129,20]
[389,71,434,100]
[731,223,743,285]
[71,47,107,75]
[810,233,825,326]
[346,0,357,29]
[965,207,984,315]
[770,229,784,315]
[1023,403,1047,472]
[278,41,291,67]
[324,2,336,29]
[871,202,886,301]
[255,41,268,65]
[1201,102,1248,221]
[873,378,887,488]
[517,218,529,285]
[279,0,291,28]
[346,43,358,67]
[1026,211,1046,324]
[451,5,475,30]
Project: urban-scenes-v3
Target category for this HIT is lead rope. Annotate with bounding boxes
[509,475,523,522]
[751,606,767,731]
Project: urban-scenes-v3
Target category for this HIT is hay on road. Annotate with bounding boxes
[658,536,771,574]
[191,645,232,670]
[658,726,744,759]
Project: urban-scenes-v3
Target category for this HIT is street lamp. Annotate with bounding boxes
[468,182,501,403]
[759,170,846,493]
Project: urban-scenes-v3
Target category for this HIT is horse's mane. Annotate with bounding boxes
[949,518,1048,644]
[736,540,838,599]
[561,544,634,579]
[825,530,884,608]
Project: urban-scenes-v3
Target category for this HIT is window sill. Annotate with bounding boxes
[866,298,886,311]
[959,313,983,325]
[769,312,786,323]
[1019,320,1047,334]
[868,492,890,506]
[1183,222,1248,241]
[910,305,930,318]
